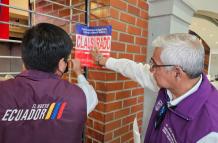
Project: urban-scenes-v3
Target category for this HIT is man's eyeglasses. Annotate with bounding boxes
[149,58,175,70]
[154,103,168,129]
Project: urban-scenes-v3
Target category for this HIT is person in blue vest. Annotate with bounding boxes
[92,33,218,143]
[0,23,98,143]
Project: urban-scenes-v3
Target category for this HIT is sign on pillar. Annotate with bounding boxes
[75,24,112,68]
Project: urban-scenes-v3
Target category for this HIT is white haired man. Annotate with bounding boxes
[92,33,218,143]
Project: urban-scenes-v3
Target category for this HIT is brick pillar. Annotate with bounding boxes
[86,0,148,142]
[35,0,148,142]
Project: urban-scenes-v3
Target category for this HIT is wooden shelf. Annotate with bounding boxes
[9,0,29,38]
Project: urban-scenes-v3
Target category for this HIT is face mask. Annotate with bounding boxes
[64,62,68,73]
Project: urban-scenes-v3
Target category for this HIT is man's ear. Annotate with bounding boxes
[58,58,66,73]
[174,66,182,80]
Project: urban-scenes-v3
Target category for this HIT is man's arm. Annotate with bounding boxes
[105,57,158,92]
[77,74,98,115]
[72,59,98,115]
[93,51,158,92]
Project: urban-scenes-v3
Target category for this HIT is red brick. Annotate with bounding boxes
[116,90,131,100]
[136,18,147,28]
[105,101,122,112]
[36,1,49,7]
[95,102,105,112]
[137,95,144,104]
[105,120,121,132]
[115,108,130,119]
[106,73,117,81]
[110,0,127,10]
[95,81,106,91]
[136,37,147,45]
[89,71,116,81]
[88,71,106,80]
[134,54,145,62]
[85,137,92,143]
[72,15,79,22]
[142,30,148,37]
[140,10,148,19]
[94,121,104,132]
[138,0,148,10]
[123,97,137,107]
[98,19,110,25]
[120,12,136,25]
[124,81,139,89]
[59,9,70,17]
[86,128,104,142]
[131,104,143,113]
[105,92,116,102]
[121,132,133,142]
[138,119,143,129]
[110,7,120,19]
[127,25,141,35]
[86,118,93,128]
[104,132,113,142]
[106,82,124,91]
[110,52,119,58]
[119,33,134,43]
[53,4,63,10]
[128,5,140,16]
[105,112,114,122]
[118,53,133,60]
[122,114,135,126]
[79,14,85,23]
[117,74,129,80]
[128,0,138,5]
[89,111,104,123]
[55,0,65,4]
[111,41,126,51]
[127,44,141,53]
[112,31,118,40]
[114,125,130,138]
[137,111,143,119]
[129,139,134,143]
[110,138,121,143]
[90,21,98,26]
[110,19,127,32]
[42,5,53,13]
[141,46,147,55]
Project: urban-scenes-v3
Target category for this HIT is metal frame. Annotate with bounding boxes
[0,0,90,80]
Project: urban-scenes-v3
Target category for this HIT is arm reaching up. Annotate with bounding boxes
[71,59,98,115]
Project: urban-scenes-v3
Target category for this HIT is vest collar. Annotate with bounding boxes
[16,70,59,80]
[171,74,211,120]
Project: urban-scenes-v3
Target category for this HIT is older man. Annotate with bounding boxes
[92,33,218,143]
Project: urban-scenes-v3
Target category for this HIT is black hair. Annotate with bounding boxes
[22,23,72,73]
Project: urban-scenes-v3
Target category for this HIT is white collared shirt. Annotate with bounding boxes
[167,75,203,107]
[77,74,98,115]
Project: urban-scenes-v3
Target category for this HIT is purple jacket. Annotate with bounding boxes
[145,74,218,143]
[0,70,87,143]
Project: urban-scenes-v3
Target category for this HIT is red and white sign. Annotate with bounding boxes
[75,24,112,68]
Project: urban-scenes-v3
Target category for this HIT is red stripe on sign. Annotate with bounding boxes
[57,102,67,119]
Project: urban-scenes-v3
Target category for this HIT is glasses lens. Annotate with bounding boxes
[149,58,154,69]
